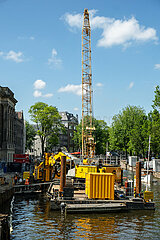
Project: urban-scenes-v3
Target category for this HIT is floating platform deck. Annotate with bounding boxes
[49,189,155,213]
[14,182,51,195]
[65,202,126,213]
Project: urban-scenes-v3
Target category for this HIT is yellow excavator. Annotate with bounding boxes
[33,151,74,182]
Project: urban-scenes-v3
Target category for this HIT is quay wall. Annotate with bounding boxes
[0,175,14,240]
[0,187,13,240]
[0,186,14,207]
[0,214,10,240]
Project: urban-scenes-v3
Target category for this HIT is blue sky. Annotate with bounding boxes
[0,0,160,125]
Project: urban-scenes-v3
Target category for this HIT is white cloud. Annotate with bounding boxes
[98,17,157,48]
[58,84,82,96]
[48,48,62,68]
[74,107,79,111]
[0,51,3,56]
[5,50,24,62]
[33,90,42,97]
[96,82,103,87]
[62,12,83,29]
[154,64,160,70]
[43,93,53,98]
[63,10,158,48]
[33,80,53,98]
[33,90,53,98]
[34,79,46,89]
[129,82,134,89]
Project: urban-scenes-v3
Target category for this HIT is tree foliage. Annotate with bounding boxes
[152,85,160,111]
[94,119,109,155]
[25,121,36,151]
[148,109,160,157]
[28,102,63,156]
[109,105,148,156]
[147,85,160,157]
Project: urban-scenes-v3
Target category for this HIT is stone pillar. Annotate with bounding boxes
[2,104,8,144]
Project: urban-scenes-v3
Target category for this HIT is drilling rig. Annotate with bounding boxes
[82,9,95,159]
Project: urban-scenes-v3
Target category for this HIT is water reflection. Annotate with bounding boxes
[10,179,160,240]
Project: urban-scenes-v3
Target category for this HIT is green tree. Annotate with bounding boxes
[109,105,148,157]
[128,114,148,156]
[25,121,36,151]
[148,86,160,157]
[94,119,109,155]
[148,110,160,157]
[73,123,82,152]
[28,102,63,156]
[73,118,109,155]
[152,85,160,111]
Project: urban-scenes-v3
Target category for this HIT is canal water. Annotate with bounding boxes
[10,178,160,240]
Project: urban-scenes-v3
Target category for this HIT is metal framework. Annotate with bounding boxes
[82,9,95,159]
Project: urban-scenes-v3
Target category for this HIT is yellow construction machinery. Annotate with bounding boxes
[75,164,122,184]
[81,9,96,159]
[81,9,122,184]
[71,9,123,186]
[33,152,74,182]
[41,9,122,191]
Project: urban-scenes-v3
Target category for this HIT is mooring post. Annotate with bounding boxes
[136,161,141,195]
[59,155,66,193]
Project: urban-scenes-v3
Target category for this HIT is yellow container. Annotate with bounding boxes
[23,171,30,180]
[85,173,115,200]
[75,165,97,179]
[144,191,154,201]
[102,166,122,183]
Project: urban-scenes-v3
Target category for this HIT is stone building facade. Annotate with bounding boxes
[15,111,25,154]
[59,112,78,152]
[26,133,43,160]
[0,86,25,162]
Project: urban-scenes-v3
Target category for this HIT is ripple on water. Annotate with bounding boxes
[10,180,160,240]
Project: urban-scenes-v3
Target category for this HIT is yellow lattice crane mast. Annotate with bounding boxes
[82,9,95,159]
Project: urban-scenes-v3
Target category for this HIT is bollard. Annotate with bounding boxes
[60,202,66,214]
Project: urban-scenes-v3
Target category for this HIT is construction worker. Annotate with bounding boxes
[25,177,29,185]
[14,175,18,185]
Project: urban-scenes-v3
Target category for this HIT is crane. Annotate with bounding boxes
[81,9,95,159]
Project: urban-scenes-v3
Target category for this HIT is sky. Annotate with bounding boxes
[0,0,160,125]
